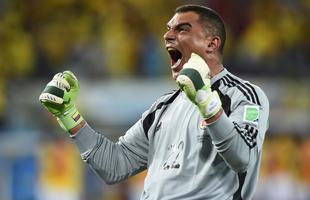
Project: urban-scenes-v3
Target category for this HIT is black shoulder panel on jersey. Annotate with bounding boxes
[222,74,261,106]
[143,90,181,139]
[212,79,232,116]
[244,82,261,106]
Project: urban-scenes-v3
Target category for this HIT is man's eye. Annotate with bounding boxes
[180,28,189,33]
[176,27,183,32]
[177,26,190,32]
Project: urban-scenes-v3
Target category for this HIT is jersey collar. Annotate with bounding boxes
[211,68,228,85]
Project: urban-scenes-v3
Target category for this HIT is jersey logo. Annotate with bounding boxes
[199,120,207,130]
[243,105,259,125]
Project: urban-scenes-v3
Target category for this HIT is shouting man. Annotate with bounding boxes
[39,5,269,200]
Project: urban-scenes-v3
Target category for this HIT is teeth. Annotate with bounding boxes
[167,47,176,51]
[175,59,181,66]
[172,59,182,68]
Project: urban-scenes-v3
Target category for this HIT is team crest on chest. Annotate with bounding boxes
[199,120,208,130]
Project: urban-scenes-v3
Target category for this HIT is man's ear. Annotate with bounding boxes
[206,36,221,53]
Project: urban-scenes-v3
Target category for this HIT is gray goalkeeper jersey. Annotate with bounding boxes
[72,68,269,200]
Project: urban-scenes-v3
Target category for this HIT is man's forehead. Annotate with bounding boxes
[167,12,200,27]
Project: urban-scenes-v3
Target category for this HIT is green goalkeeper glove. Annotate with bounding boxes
[176,53,222,120]
[39,71,84,132]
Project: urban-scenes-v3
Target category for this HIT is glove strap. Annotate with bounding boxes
[57,106,84,132]
[179,68,205,90]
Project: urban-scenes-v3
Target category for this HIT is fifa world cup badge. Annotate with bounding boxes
[243,105,260,125]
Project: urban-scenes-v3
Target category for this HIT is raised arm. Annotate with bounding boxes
[72,118,149,184]
[176,54,269,172]
[207,92,269,172]
[39,71,149,184]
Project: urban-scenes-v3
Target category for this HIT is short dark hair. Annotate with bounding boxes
[175,5,226,54]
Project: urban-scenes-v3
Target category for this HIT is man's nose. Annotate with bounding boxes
[163,30,175,43]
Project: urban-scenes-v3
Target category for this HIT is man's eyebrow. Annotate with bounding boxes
[167,22,192,30]
[176,22,192,29]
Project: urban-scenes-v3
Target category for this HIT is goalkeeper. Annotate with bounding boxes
[39,5,269,200]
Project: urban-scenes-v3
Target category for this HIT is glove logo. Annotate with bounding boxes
[207,99,218,113]
[72,111,81,122]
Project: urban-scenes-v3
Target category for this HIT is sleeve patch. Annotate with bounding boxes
[243,105,259,125]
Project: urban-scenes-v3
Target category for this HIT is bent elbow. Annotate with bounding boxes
[104,179,120,185]
[94,170,124,185]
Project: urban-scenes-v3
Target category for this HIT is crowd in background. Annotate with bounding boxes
[0,0,309,199]
[0,0,309,124]
[0,0,309,79]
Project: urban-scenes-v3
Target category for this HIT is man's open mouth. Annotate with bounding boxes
[167,47,182,67]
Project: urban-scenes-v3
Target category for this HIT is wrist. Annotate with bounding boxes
[69,120,86,135]
[204,109,223,124]
[57,106,84,132]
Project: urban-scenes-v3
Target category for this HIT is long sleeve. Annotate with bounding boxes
[71,116,149,185]
[69,90,179,186]
[207,87,269,172]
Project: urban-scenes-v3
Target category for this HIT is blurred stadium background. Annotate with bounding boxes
[0,0,309,199]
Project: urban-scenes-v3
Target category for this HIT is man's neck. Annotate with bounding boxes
[208,61,224,78]
[204,53,223,78]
